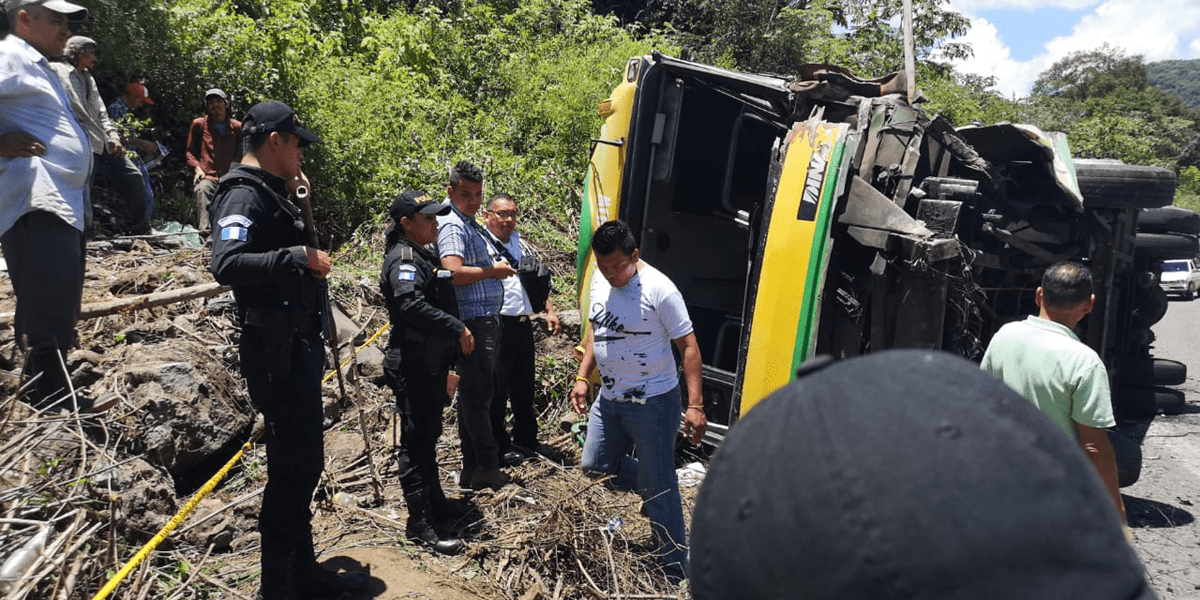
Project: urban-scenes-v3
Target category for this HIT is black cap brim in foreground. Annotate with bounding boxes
[691,349,1157,600]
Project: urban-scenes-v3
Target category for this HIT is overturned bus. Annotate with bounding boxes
[575,51,1193,485]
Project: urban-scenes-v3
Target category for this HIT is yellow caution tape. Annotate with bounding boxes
[91,430,261,600]
[93,322,391,599]
[322,324,390,384]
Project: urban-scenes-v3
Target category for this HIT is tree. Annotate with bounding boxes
[1031,44,1146,101]
[1023,46,1200,172]
[1147,59,1200,110]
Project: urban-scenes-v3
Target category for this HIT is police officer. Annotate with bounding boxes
[209,100,366,600]
[381,191,476,554]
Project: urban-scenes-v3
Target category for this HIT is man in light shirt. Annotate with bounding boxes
[50,35,148,235]
[981,262,1126,526]
[0,0,96,411]
[481,193,560,466]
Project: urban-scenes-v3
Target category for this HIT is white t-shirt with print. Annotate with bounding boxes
[588,262,693,401]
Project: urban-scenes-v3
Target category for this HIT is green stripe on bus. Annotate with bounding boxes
[790,132,847,375]
[576,169,595,296]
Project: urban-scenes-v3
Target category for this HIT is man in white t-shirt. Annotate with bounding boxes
[570,220,706,584]
[482,193,560,466]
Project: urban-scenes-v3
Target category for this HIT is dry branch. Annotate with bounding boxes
[0,281,230,327]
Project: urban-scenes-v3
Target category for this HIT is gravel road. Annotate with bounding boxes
[1126,296,1200,599]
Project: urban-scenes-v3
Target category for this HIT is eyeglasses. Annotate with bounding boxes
[488,210,518,219]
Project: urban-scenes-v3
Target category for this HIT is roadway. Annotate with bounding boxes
[1125,295,1200,598]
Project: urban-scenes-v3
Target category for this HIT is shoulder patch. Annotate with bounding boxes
[397,264,417,282]
[220,226,249,242]
[218,214,252,228]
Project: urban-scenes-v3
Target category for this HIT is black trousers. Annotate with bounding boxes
[384,345,449,497]
[0,210,84,353]
[2,211,85,404]
[491,315,538,454]
[93,151,149,233]
[240,326,324,555]
[455,315,501,471]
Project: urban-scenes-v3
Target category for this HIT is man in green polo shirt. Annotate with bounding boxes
[981,262,1126,526]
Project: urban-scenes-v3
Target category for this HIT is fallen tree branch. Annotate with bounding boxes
[0,282,231,327]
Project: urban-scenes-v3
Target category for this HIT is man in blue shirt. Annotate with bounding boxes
[0,0,95,411]
[436,160,517,490]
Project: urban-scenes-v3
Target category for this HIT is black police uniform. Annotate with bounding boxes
[209,163,347,598]
[381,233,470,553]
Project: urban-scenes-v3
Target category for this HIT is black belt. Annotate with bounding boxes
[501,314,530,324]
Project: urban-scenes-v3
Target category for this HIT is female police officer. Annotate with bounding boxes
[381,191,476,554]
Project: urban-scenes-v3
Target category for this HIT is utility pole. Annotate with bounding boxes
[902,0,916,103]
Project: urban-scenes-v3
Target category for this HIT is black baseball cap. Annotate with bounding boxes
[691,349,1156,600]
[242,100,320,146]
[390,191,450,221]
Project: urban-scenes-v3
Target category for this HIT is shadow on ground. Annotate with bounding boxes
[1125,494,1196,528]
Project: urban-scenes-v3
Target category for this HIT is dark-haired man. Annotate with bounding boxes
[209,100,367,600]
[482,192,560,465]
[981,261,1126,525]
[570,219,706,583]
[186,87,241,234]
[0,0,93,410]
[436,160,517,491]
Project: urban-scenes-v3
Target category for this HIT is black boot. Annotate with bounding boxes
[258,548,301,600]
[429,484,475,522]
[405,491,464,555]
[24,347,68,411]
[294,536,369,597]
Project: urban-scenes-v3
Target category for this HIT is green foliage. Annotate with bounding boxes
[668,0,839,73]
[1032,44,1146,101]
[921,70,1018,127]
[664,0,970,79]
[1177,166,1200,213]
[822,0,971,77]
[1147,59,1200,110]
[1021,46,1200,170]
[157,0,651,252]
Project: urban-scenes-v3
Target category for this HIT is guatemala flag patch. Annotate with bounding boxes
[220,226,248,241]
[397,264,417,282]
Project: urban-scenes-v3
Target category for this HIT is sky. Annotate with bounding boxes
[941,0,1200,99]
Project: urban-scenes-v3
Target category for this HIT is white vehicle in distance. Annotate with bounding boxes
[1159,259,1200,300]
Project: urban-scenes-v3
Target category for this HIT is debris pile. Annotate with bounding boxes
[0,227,692,599]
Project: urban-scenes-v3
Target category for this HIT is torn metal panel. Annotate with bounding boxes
[916,199,963,237]
[845,226,960,262]
[956,123,1084,209]
[839,175,933,236]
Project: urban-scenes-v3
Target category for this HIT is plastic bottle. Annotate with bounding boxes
[0,526,50,593]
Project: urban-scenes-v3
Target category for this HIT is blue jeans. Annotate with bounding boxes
[581,386,687,578]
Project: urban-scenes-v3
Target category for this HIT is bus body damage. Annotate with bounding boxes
[579,52,1185,484]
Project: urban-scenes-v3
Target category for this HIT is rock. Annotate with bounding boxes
[181,497,238,551]
[88,457,177,545]
[110,346,254,479]
[356,345,385,380]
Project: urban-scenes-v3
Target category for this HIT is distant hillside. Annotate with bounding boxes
[1147,59,1200,109]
